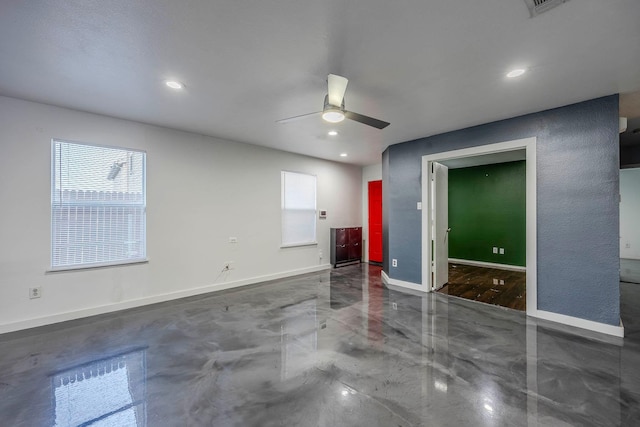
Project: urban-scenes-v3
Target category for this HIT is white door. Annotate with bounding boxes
[432,162,449,290]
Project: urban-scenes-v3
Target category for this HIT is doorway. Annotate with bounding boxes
[620,167,640,284]
[368,180,383,264]
[421,137,537,317]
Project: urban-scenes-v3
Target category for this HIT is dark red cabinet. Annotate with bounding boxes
[330,227,362,268]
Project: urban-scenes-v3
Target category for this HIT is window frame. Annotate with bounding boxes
[281,170,318,248]
[50,138,148,271]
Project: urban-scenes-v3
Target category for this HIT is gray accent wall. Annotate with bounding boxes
[383,95,620,326]
[382,149,390,273]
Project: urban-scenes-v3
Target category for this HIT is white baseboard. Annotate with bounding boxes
[0,264,331,335]
[449,258,526,272]
[533,309,624,338]
[381,270,426,292]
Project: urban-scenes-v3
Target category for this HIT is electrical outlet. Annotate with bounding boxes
[493,279,498,285]
[392,259,398,267]
[492,247,498,254]
[626,242,631,249]
[499,248,505,255]
[29,287,42,299]
[228,237,238,243]
[499,279,505,285]
[417,202,422,210]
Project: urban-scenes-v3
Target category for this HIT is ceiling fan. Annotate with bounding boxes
[277,74,390,129]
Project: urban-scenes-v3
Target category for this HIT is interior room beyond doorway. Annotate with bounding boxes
[441,159,526,310]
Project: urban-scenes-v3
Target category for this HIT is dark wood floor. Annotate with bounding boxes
[438,263,526,311]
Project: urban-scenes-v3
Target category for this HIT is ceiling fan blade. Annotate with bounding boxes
[327,74,348,106]
[344,110,390,129]
[276,111,322,124]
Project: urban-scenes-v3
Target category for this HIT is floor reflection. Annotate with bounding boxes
[52,348,147,427]
[280,298,318,380]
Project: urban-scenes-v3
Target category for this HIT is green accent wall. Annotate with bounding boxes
[448,160,526,267]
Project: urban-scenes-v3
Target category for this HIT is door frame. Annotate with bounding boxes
[421,137,537,317]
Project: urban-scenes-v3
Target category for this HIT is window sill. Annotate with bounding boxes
[280,242,318,249]
[47,259,149,273]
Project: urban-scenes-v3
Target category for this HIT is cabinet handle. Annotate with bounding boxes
[341,244,346,248]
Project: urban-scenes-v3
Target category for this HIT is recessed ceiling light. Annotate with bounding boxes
[340,153,347,157]
[328,130,338,136]
[165,80,184,89]
[506,68,526,78]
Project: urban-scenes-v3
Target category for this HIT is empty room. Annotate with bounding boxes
[2,1,640,426]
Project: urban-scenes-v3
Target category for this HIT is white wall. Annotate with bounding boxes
[621,168,640,259]
[361,163,382,262]
[0,96,362,332]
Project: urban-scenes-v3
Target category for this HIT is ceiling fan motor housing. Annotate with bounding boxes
[323,94,345,111]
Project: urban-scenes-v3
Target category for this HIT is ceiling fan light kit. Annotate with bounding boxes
[322,109,345,123]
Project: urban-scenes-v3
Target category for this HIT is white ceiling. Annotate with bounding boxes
[1,0,639,165]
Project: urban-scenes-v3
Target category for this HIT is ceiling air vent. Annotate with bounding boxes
[524,0,569,17]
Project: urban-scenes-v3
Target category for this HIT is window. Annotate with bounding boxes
[281,171,317,246]
[51,140,146,269]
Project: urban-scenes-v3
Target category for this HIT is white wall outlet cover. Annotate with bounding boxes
[499,248,505,254]
[493,247,498,254]
[417,202,422,210]
[229,237,238,243]
[392,259,398,267]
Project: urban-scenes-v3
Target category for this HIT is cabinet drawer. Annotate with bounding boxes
[348,242,361,260]
[348,227,361,243]
[334,228,348,245]
[335,244,348,261]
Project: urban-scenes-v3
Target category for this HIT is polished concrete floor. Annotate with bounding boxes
[439,263,526,311]
[1,264,640,426]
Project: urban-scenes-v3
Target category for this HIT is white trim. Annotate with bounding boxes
[47,258,149,273]
[449,258,526,272]
[534,310,624,338]
[381,270,425,292]
[0,264,331,335]
[422,137,537,318]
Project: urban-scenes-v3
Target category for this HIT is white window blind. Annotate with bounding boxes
[51,140,146,269]
[281,171,317,246]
